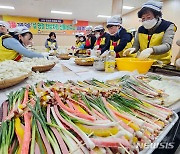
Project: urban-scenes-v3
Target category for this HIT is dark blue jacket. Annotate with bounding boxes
[109,27,132,53]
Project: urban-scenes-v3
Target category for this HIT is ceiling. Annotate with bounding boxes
[0,0,161,22]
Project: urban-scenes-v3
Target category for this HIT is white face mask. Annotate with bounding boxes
[80,38,84,41]
[95,34,100,38]
[142,18,157,29]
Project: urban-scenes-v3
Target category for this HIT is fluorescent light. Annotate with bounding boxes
[123,6,134,10]
[97,15,111,18]
[51,10,72,15]
[0,5,15,9]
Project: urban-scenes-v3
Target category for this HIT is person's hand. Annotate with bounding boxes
[48,56,59,63]
[100,50,109,58]
[50,44,55,50]
[123,48,136,56]
[49,49,54,54]
[138,48,153,59]
[94,45,99,50]
[41,52,50,58]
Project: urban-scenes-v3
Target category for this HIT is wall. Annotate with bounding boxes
[122,0,180,63]
[0,15,102,48]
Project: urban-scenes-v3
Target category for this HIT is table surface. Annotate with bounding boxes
[0,59,180,113]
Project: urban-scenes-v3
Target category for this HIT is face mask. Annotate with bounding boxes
[142,18,157,29]
[80,38,84,41]
[95,34,100,38]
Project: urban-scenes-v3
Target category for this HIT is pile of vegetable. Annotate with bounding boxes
[106,75,170,106]
[22,57,56,67]
[0,79,173,154]
[0,60,31,81]
[0,58,54,81]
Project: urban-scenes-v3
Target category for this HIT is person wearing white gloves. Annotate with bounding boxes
[45,32,58,52]
[123,0,177,64]
[93,25,110,56]
[0,25,44,62]
[101,15,133,58]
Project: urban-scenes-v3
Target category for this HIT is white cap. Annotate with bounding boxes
[13,26,30,35]
[0,21,10,29]
[94,25,104,31]
[79,32,84,37]
[85,26,93,31]
[75,32,80,36]
[142,0,163,12]
[107,15,122,26]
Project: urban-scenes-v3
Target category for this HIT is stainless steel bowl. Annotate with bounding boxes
[93,59,105,71]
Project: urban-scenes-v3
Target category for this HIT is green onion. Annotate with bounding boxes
[30,117,36,154]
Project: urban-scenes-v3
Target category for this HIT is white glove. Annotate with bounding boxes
[41,52,50,58]
[48,56,59,63]
[100,50,109,58]
[138,48,153,59]
[90,49,101,58]
[175,58,180,68]
[123,48,136,56]
[49,49,54,54]
[50,44,55,49]
[94,45,99,50]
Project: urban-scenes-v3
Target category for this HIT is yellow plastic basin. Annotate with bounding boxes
[116,58,155,74]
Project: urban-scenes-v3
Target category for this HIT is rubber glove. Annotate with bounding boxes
[123,48,136,56]
[48,56,59,63]
[94,45,99,50]
[41,52,50,58]
[49,49,54,54]
[138,48,153,59]
[50,44,55,49]
[90,49,101,57]
[100,50,109,58]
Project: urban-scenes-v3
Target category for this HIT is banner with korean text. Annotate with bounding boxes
[3,15,88,35]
